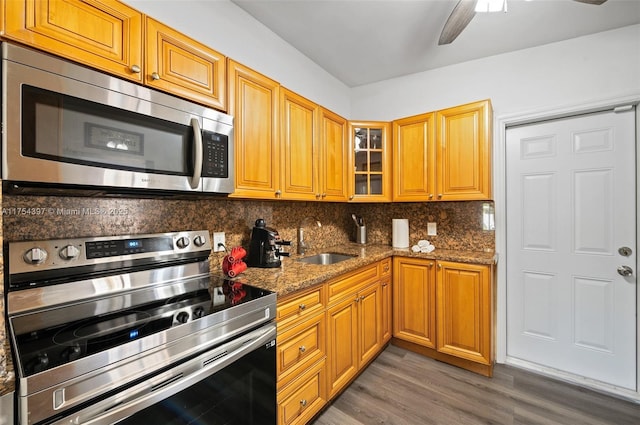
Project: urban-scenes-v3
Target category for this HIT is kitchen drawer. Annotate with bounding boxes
[277,312,326,389]
[277,359,327,425]
[277,286,325,330]
[379,258,391,278]
[327,262,378,304]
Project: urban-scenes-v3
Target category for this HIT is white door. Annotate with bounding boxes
[506,108,636,390]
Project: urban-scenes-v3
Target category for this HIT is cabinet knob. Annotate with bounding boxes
[360,296,365,301]
[130,64,141,73]
[321,193,327,198]
[437,194,443,199]
[428,262,434,268]
[428,194,433,199]
[299,345,306,353]
[151,72,161,81]
[315,193,321,199]
[383,265,390,272]
[437,263,442,269]
[275,190,282,197]
[300,399,308,407]
[349,195,354,200]
[298,304,306,310]
[354,297,360,303]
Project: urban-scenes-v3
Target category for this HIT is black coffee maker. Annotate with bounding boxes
[247,219,291,268]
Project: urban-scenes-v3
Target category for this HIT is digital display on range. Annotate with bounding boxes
[126,240,142,249]
[86,237,174,259]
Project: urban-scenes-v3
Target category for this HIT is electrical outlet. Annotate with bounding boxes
[427,222,437,236]
[213,232,226,252]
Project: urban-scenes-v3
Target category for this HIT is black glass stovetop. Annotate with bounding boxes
[10,275,273,377]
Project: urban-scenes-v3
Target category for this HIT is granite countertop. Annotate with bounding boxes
[0,243,497,398]
[222,243,497,298]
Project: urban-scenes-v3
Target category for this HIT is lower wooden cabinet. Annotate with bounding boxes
[393,257,436,348]
[393,257,494,376]
[326,279,383,398]
[276,260,391,424]
[277,359,327,425]
[436,260,492,365]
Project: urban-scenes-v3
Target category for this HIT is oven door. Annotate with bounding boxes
[2,43,233,194]
[49,324,276,425]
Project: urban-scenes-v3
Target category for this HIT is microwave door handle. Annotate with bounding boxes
[189,118,203,189]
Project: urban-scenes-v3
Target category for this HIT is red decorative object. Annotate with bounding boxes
[222,246,248,278]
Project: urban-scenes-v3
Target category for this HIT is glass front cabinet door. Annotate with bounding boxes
[348,121,391,202]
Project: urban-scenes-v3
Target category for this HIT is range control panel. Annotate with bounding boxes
[8,230,211,276]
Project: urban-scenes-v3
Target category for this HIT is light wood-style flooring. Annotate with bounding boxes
[312,344,640,425]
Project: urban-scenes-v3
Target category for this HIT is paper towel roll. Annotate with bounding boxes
[392,219,409,248]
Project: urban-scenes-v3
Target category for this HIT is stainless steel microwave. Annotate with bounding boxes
[1,43,234,194]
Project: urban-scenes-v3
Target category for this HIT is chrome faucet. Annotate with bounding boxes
[297,217,322,255]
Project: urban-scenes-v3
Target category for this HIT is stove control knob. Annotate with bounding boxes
[28,353,49,374]
[59,245,80,261]
[193,306,205,319]
[61,344,81,362]
[176,311,190,324]
[24,247,48,265]
[176,237,190,249]
[193,235,206,247]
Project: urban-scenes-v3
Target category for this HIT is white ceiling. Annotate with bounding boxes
[231,0,640,87]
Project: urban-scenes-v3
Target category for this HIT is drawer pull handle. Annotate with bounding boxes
[300,399,308,407]
[130,65,141,73]
[299,304,306,310]
[299,345,306,353]
[151,72,161,80]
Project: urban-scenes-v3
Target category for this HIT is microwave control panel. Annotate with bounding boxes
[202,131,228,178]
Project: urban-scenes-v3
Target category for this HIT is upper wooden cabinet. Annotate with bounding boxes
[318,108,348,201]
[348,121,392,202]
[3,0,144,82]
[227,59,281,199]
[279,90,347,201]
[392,112,436,201]
[436,99,492,200]
[393,100,492,201]
[145,17,226,110]
[280,88,319,201]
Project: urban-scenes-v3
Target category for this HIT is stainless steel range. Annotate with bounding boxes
[5,230,277,425]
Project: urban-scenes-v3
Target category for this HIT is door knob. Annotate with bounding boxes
[617,265,633,277]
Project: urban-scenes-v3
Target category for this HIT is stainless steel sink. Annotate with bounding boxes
[296,252,356,265]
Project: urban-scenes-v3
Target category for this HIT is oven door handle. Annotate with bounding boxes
[57,323,276,425]
[189,117,203,190]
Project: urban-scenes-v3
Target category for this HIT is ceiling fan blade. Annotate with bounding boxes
[572,0,607,4]
[438,0,477,45]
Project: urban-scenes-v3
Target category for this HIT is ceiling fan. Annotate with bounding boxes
[438,0,609,45]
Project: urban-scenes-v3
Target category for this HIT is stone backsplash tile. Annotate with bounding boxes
[352,201,495,252]
[2,196,494,253]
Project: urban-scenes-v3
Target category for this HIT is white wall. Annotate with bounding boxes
[350,24,640,121]
[125,0,351,117]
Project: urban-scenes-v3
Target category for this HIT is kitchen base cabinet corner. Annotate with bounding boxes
[392,257,494,377]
